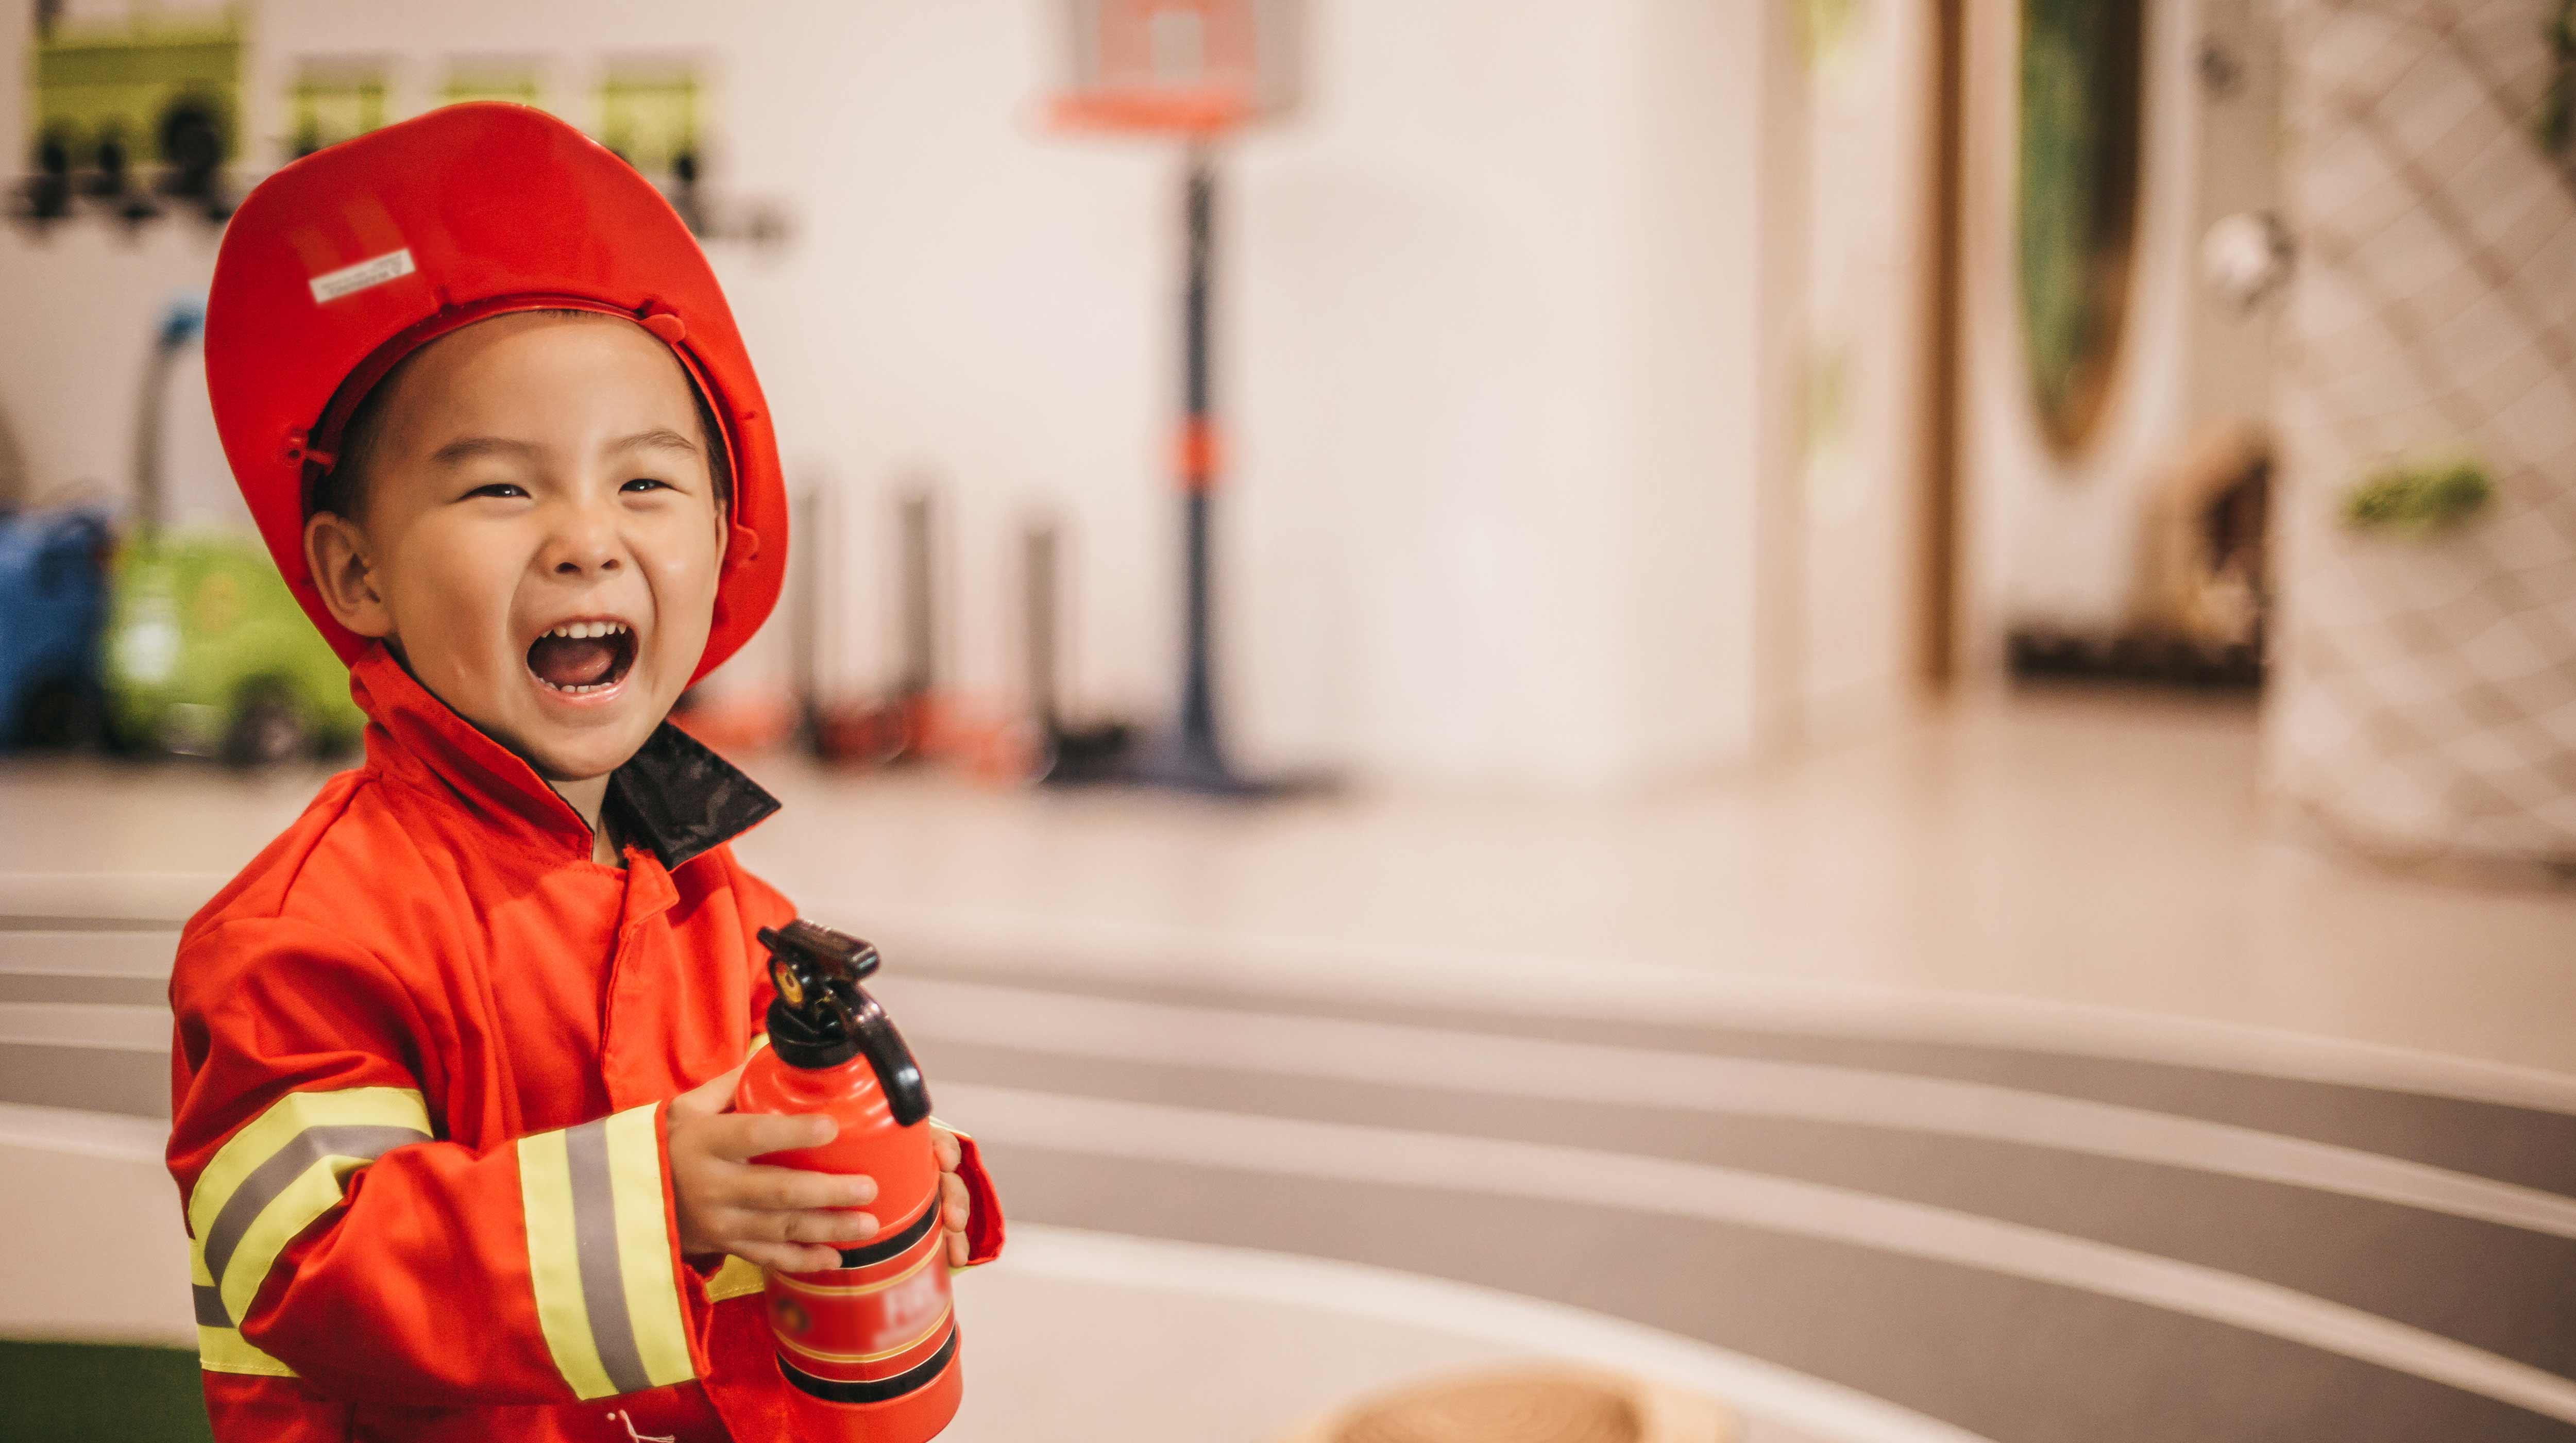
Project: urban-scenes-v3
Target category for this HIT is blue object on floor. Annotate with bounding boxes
[0,506,115,747]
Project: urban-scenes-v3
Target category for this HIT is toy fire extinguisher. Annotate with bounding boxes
[736,921,962,1439]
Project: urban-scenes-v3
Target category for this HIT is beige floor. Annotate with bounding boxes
[8,688,2572,1078]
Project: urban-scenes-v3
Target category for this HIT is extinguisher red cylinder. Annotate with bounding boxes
[735,922,962,1440]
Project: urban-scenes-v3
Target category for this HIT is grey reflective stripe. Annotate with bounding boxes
[564,1117,652,1397]
[200,1123,430,1291]
[193,1283,230,1328]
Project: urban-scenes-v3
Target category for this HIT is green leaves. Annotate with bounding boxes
[2343,460,2494,533]
[2540,0,2576,157]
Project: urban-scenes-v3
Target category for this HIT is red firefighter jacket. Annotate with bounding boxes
[165,644,1003,1442]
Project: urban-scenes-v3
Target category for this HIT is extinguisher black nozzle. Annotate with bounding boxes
[757,920,880,981]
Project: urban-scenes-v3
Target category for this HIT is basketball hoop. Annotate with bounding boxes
[1048,0,1300,138]
[1042,0,1315,796]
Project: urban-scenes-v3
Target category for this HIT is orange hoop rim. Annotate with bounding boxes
[1048,87,1257,137]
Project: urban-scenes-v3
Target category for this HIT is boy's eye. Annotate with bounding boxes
[621,477,671,494]
[467,482,528,500]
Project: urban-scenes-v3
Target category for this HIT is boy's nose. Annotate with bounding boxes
[541,503,626,575]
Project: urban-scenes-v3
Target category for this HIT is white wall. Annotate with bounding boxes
[1623,0,1778,775]
[1,0,1818,791]
[1794,0,1936,737]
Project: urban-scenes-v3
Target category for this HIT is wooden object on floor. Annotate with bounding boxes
[1275,1365,1737,1443]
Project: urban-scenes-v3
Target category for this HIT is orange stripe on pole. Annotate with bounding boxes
[1178,418,1223,492]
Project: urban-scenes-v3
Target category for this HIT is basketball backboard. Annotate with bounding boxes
[1050,0,1302,136]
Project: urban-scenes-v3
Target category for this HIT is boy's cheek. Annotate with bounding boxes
[382,526,521,641]
[631,513,720,589]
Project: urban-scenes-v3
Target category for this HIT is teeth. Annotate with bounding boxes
[532,621,630,694]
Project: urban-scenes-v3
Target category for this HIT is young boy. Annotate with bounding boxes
[167,104,1001,1443]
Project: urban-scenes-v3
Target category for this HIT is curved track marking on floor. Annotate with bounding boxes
[0,1001,165,1050]
[0,930,178,978]
[0,874,222,923]
[937,1082,2576,1426]
[0,1100,166,1161]
[1004,1225,2002,1443]
[0,1098,1989,1443]
[9,882,2575,1115]
[889,979,2576,1235]
[832,903,2576,1116]
[19,986,2576,1243]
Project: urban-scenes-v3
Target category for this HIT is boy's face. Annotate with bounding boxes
[303,312,725,783]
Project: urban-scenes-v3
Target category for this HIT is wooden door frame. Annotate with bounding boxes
[1918,0,1968,692]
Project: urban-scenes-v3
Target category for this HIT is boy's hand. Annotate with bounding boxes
[931,1125,973,1267]
[665,1061,880,1274]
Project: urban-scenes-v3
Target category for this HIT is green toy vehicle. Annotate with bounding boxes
[106,533,360,762]
[103,298,361,764]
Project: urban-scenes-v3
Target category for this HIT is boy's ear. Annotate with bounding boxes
[303,511,395,639]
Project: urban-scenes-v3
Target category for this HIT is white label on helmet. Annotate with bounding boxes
[309,248,417,304]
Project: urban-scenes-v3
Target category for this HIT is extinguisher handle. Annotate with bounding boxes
[847,987,933,1128]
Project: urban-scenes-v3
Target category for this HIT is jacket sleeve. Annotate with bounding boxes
[169,915,714,1407]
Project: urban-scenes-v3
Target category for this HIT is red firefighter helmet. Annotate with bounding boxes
[204,101,786,683]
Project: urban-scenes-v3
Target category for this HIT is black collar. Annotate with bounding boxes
[604,722,783,871]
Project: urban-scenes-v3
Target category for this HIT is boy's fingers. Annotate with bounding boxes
[930,1127,961,1171]
[941,1172,970,1230]
[669,1059,752,1121]
[768,1208,878,1246]
[947,1230,971,1267]
[734,1241,841,1274]
[699,1111,837,1160]
[710,1206,867,1252]
[731,1164,877,1213]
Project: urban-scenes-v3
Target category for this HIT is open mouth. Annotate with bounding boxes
[526,619,637,695]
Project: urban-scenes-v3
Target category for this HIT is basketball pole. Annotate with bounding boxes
[1177,147,1226,779]
[1136,142,1269,793]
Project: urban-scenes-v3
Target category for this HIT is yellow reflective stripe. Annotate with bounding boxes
[186,1088,433,1324]
[196,1324,296,1377]
[520,1104,699,1401]
[518,1126,617,1400]
[188,1233,295,1378]
[706,1254,765,1303]
[187,1087,431,1242]
[603,1105,694,1389]
[215,1147,368,1323]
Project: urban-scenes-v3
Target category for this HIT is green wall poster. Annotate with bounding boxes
[2018,0,2145,457]
[29,7,243,178]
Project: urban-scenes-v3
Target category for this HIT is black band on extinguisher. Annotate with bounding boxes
[777,1323,958,1404]
[835,1195,942,1269]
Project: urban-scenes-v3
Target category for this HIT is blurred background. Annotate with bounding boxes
[3,1,2574,1440]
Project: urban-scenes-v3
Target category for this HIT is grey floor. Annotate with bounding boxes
[10,921,2576,1441]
